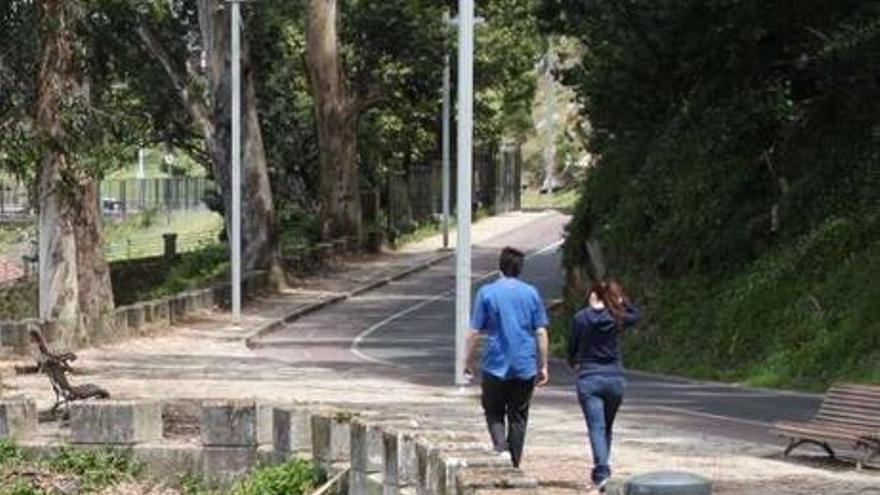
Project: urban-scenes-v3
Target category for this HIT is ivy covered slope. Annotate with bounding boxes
[540,0,880,390]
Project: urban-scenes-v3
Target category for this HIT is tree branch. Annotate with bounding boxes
[135,23,213,138]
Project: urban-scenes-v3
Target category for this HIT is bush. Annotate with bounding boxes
[232,458,325,495]
[0,439,23,466]
[146,244,229,300]
[47,447,141,492]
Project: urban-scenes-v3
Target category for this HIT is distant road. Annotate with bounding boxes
[256,210,823,447]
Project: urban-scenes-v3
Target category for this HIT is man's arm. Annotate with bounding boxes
[464,289,487,376]
[464,329,481,375]
[535,327,549,386]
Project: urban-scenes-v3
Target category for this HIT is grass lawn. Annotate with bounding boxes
[104,209,222,261]
[522,188,579,211]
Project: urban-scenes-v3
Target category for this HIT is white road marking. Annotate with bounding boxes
[350,240,564,367]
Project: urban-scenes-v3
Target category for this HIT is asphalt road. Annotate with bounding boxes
[256,212,822,448]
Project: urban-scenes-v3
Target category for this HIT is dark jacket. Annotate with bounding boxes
[567,303,640,375]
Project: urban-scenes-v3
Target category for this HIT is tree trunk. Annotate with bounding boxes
[203,1,283,284]
[199,0,282,282]
[140,1,283,286]
[72,179,115,341]
[35,0,114,346]
[305,0,362,242]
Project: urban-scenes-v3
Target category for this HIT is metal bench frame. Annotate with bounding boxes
[26,329,110,418]
[771,383,880,469]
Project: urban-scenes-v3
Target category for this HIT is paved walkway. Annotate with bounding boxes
[2,211,877,494]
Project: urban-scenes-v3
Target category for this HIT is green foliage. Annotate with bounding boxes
[540,0,880,389]
[1,480,44,495]
[476,0,544,142]
[47,447,141,491]
[521,188,578,211]
[0,439,24,466]
[0,1,40,182]
[623,212,880,390]
[0,443,141,495]
[147,244,229,300]
[541,0,880,274]
[231,458,325,495]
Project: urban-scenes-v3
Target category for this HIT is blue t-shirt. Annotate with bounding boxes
[470,277,549,380]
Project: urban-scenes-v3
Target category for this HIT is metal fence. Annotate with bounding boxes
[382,144,522,235]
[1,177,212,220]
[99,177,212,217]
[0,180,30,218]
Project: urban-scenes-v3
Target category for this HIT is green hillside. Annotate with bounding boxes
[540,0,880,390]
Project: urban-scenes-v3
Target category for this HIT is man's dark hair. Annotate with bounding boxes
[499,247,525,277]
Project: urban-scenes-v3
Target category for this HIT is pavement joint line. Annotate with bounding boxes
[350,239,565,368]
[243,251,453,348]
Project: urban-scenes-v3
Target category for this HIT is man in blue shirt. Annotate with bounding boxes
[464,247,550,468]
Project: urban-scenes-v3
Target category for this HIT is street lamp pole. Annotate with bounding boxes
[441,11,452,249]
[230,0,242,320]
[454,0,474,386]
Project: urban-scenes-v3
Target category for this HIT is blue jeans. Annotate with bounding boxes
[576,373,625,485]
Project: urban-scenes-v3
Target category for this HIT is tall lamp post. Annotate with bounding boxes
[454,0,475,387]
[442,11,452,249]
[230,0,243,320]
[442,11,484,251]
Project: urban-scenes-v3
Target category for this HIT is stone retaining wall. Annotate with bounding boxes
[0,270,270,356]
[0,398,538,494]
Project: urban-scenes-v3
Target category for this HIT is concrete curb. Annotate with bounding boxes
[244,250,454,349]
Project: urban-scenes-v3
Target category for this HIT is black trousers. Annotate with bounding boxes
[481,373,536,468]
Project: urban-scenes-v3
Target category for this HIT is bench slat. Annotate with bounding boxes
[825,392,880,403]
[816,408,880,425]
[822,402,880,414]
[773,426,862,443]
[805,421,879,435]
[775,419,876,434]
[772,422,875,442]
[817,404,880,417]
[827,387,880,400]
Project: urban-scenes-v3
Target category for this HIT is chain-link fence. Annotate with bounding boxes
[0,179,31,218]
[99,177,211,218]
[1,176,212,220]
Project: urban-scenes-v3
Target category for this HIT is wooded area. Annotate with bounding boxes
[540,0,880,388]
[3,0,877,388]
[1,0,543,342]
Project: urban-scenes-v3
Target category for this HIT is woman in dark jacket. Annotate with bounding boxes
[568,279,640,493]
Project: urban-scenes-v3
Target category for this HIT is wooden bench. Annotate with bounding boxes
[771,383,880,468]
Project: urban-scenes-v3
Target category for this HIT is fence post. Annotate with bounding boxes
[163,233,178,261]
[119,180,127,218]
